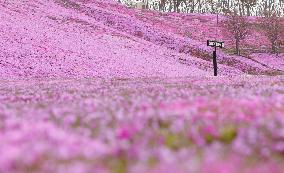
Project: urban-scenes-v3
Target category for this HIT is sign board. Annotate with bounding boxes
[206,40,225,76]
[207,40,224,48]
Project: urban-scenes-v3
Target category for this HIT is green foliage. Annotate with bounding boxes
[219,126,237,143]
[164,132,180,149]
[109,157,128,173]
[205,134,215,144]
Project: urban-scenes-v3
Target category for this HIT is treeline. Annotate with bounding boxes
[223,11,283,55]
[118,0,284,16]
[117,0,284,54]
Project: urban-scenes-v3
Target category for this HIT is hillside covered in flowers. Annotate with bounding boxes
[0,0,284,173]
[1,0,283,79]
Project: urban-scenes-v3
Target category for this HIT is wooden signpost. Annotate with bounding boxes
[207,40,224,49]
[207,40,224,76]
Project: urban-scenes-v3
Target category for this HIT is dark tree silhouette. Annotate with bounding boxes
[261,11,284,53]
[223,11,250,55]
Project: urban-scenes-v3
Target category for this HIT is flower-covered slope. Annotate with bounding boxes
[2,0,278,79]
[1,1,284,172]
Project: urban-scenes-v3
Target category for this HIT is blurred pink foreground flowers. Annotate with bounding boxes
[1,76,284,173]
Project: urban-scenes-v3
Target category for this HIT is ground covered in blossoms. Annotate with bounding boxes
[1,0,284,173]
[1,0,283,79]
[1,76,284,173]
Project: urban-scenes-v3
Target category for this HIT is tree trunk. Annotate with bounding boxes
[246,5,250,16]
[272,41,277,53]
[169,1,173,12]
[177,1,180,13]
[236,39,240,55]
[174,0,177,12]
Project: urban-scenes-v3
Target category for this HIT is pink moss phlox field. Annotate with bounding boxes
[1,0,284,173]
[1,0,282,80]
[1,76,284,173]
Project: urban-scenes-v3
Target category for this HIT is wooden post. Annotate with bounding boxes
[213,50,217,76]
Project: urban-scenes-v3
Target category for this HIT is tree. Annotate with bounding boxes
[223,11,250,55]
[240,0,257,16]
[172,0,185,12]
[119,0,284,16]
[159,0,166,11]
[260,11,284,53]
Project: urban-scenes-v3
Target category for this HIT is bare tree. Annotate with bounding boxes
[159,0,166,11]
[240,0,257,16]
[118,0,284,16]
[261,11,284,53]
[223,11,250,55]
